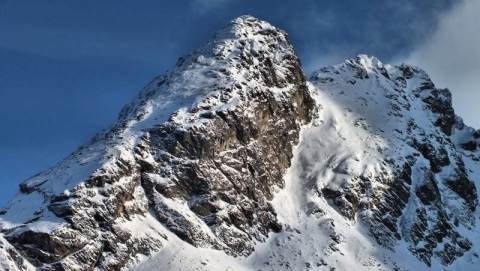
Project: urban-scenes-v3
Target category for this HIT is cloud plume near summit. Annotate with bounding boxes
[405,0,480,128]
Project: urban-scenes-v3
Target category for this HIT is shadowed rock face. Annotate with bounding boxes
[0,16,314,270]
[144,86,313,255]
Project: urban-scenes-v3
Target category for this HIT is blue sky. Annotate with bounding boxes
[1,0,478,206]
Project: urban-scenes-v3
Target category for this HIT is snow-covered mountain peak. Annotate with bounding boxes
[308,58,479,268]
[213,15,287,39]
[118,15,300,128]
[0,15,314,270]
[2,16,480,271]
[353,54,387,71]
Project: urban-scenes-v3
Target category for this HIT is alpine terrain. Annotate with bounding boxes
[1,15,480,271]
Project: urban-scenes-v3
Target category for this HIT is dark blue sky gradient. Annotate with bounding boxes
[0,0,457,206]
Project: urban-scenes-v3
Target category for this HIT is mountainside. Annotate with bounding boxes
[1,15,480,271]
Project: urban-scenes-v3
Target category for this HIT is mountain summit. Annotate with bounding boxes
[1,15,480,271]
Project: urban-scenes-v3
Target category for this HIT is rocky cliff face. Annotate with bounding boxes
[124,15,314,257]
[1,16,480,271]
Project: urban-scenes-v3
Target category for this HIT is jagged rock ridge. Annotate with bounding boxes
[1,15,480,271]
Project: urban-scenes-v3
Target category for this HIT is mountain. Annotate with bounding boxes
[1,15,480,271]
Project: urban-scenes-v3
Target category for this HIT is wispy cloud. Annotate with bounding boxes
[404,0,480,128]
[298,1,456,76]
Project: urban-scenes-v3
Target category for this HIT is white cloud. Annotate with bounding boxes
[404,0,480,128]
